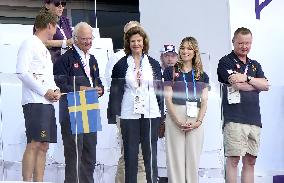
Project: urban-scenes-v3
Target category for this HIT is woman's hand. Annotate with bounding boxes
[181,119,202,132]
[175,120,187,130]
[67,38,74,47]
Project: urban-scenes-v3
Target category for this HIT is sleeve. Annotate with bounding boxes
[203,72,210,84]
[254,61,266,78]
[217,56,233,84]
[16,40,48,96]
[104,50,118,87]
[107,62,122,124]
[53,54,80,93]
[201,72,210,90]
[163,66,174,86]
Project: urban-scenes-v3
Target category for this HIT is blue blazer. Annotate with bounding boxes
[53,46,103,124]
[107,55,164,124]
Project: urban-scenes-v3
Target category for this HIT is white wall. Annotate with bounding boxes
[140,0,284,176]
[230,0,284,175]
[139,0,231,85]
[140,0,232,170]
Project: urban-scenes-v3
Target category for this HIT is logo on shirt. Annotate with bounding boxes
[236,64,240,69]
[174,72,180,78]
[40,130,47,138]
[74,63,79,68]
[252,64,257,72]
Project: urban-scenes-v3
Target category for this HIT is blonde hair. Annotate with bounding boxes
[123,21,141,33]
[177,36,204,80]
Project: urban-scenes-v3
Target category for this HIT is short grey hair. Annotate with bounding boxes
[72,22,93,41]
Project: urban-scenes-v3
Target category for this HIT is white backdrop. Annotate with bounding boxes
[140,0,284,176]
[1,0,283,179]
[139,0,231,170]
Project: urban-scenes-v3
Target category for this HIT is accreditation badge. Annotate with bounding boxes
[186,99,198,117]
[133,94,146,114]
[227,86,240,104]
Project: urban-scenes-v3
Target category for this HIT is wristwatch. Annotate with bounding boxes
[247,76,252,82]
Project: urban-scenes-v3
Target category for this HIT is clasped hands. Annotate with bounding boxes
[44,89,61,102]
[175,119,202,132]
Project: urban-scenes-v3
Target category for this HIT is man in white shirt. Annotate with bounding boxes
[16,10,61,182]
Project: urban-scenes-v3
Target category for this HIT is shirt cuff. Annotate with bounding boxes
[62,39,67,49]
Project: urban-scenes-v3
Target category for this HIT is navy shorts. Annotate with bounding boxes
[22,103,57,143]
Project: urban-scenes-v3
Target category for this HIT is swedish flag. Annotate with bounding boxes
[67,90,102,134]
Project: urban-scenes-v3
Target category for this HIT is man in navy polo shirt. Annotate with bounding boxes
[217,27,269,183]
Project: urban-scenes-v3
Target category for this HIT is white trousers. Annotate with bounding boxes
[165,104,204,183]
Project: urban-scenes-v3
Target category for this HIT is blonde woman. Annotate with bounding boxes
[164,37,209,183]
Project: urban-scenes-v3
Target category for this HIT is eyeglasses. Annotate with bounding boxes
[54,1,66,7]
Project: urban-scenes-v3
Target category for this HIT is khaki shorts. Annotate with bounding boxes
[223,122,261,157]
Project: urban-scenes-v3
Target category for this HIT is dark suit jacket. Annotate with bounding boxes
[53,46,104,125]
[107,55,164,124]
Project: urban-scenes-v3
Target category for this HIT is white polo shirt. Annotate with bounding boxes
[16,35,58,105]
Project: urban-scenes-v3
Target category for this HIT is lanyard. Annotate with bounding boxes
[133,54,144,70]
[57,24,67,40]
[183,69,196,100]
[134,54,144,88]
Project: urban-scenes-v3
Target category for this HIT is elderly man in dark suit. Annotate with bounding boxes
[53,21,103,183]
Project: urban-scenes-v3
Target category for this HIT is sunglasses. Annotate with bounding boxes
[54,1,66,7]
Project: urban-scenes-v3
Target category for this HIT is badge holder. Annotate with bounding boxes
[133,88,146,114]
[227,86,240,104]
[186,98,199,117]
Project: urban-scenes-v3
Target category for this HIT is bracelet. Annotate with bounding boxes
[62,39,67,49]
[197,119,203,123]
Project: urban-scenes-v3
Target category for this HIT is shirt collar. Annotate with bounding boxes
[230,50,250,65]
[73,44,90,59]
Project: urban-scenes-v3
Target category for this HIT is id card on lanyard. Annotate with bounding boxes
[184,70,198,117]
[133,55,146,114]
[227,59,250,104]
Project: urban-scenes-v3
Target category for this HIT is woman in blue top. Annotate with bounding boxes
[163,37,209,183]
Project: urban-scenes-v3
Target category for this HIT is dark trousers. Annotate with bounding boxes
[61,120,97,183]
[120,117,160,183]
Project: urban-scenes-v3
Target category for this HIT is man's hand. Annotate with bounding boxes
[79,86,94,91]
[44,89,61,102]
[95,86,104,96]
[228,73,247,84]
[80,86,104,96]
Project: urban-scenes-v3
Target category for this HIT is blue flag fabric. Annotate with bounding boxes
[67,90,102,134]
